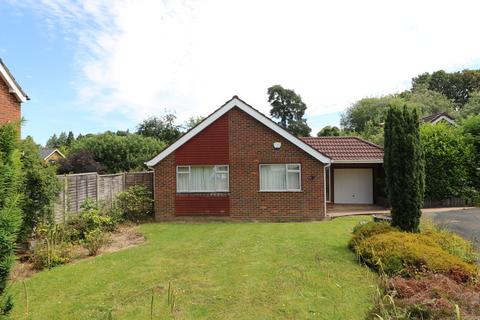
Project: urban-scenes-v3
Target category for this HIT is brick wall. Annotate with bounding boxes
[153,107,326,222]
[0,77,21,125]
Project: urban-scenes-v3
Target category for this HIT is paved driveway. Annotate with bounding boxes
[423,208,480,248]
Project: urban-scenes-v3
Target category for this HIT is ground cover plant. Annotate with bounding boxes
[350,220,479,319]
[9,217,376,320]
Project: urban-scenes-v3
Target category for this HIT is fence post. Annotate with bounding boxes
[96,173,100,203]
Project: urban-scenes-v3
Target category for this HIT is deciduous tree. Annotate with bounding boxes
[267,85,311,136]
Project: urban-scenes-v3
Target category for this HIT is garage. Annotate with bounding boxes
[333,168,373,204]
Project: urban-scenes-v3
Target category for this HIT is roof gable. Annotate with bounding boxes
[145,96,331,167]
[40,148,65,160]
[421,112,455,125]
[0,59,28,103]
[301,136,384,163]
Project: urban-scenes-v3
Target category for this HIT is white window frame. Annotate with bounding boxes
[176,165,229,193]
[259,163,302,192]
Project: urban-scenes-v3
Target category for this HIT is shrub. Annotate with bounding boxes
[421,222,478,264]
[19,137,62,241]
[67,199,116,240]
[355,231,478,279]
[369,274,480,320]
[349,222,397,250]
[82,229,109,256]
[31,224,72,270]
[116,186,153,223]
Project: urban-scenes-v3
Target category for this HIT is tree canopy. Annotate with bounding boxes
[69,133,165,173]
[412,69,480,108]
[136,114,181,145]
[317,126,340,137]
[267,85,311,136]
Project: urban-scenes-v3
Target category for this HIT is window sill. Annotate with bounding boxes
[258,190,303,193]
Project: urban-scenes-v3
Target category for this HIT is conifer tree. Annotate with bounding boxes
[0,124,23,315]
[384,105,425,232]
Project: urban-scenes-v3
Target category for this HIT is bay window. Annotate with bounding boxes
[259,164,301,191]
[176,165,229,192]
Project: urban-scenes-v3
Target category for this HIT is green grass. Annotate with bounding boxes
[10,217,376,320]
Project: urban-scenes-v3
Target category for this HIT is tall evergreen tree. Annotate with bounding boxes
[384,105,425,232]
[0,124,23,315]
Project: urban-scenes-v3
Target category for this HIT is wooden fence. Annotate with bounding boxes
[54,171,153,222]
[423,197,470,208]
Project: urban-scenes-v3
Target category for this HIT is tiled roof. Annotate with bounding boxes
[301,136,384,161]
[421,112,454,123]
[39,148,57,160]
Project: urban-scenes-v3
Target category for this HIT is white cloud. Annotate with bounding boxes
[14,0,480,123]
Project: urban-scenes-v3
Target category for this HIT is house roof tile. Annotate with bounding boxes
[301,136,384,161]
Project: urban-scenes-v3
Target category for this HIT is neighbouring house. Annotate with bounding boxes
[0,59,29,125]
[39,147,65,164]
[421,112,456,125]
[146,96,385,222]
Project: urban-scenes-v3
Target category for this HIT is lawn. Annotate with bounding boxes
[10,217,376,320]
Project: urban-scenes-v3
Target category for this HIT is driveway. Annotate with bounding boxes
[423,208,480,248]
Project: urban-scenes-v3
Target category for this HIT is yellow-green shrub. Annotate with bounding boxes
[421,222,478,264]
[355,231,478,278]
[349,222,397,250]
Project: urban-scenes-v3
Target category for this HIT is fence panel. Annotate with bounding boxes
[53,171,154,222]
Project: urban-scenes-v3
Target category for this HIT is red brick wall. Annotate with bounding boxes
[0,78,21,125]
[153,107,326,221]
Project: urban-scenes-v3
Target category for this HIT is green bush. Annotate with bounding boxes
[82,229,109,256]
[67,199,116,240]
[31,224,72,270]
[349,222,397,250]
[422,226,478,264]
[116,186,153,223]
[355,231,478,278]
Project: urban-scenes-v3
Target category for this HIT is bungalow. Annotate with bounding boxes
[146,96,384,222]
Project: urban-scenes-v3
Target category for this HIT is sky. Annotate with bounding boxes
[2,0,480,145]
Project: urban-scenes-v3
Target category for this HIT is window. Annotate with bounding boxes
[176,165,229,192]
[259,164,301,191]
[325,166,331,202]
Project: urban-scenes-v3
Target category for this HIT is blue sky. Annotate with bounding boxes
[2,1,480,145]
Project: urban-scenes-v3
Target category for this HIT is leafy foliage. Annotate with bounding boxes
[384,106,425,232]
[69,133,164,173]
[183,116,204,131]
[82,228,109,256]
[0,123,23,316]
[57,150,105,174]
[317,125,340,136]
[31,224,72,270]
[136,114,181,145]
[267,85,311,136]
[66,199,116,240]
[412,69,480,108]
[420,124,475,200]
[116,186,154,223]
[19,137,62,240]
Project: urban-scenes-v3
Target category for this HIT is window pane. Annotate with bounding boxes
[287,164,300,171]
[190,166,215,191]
[177,173,189,192]
[177,166,190,173]
[287,171,300,190]
[216,173,228,191]
[260,165,286,191]
[216,165,228,172]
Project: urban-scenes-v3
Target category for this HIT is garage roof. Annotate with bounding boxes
[301,136,383,163]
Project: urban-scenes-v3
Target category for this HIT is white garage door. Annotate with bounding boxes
[334,168,373,204]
